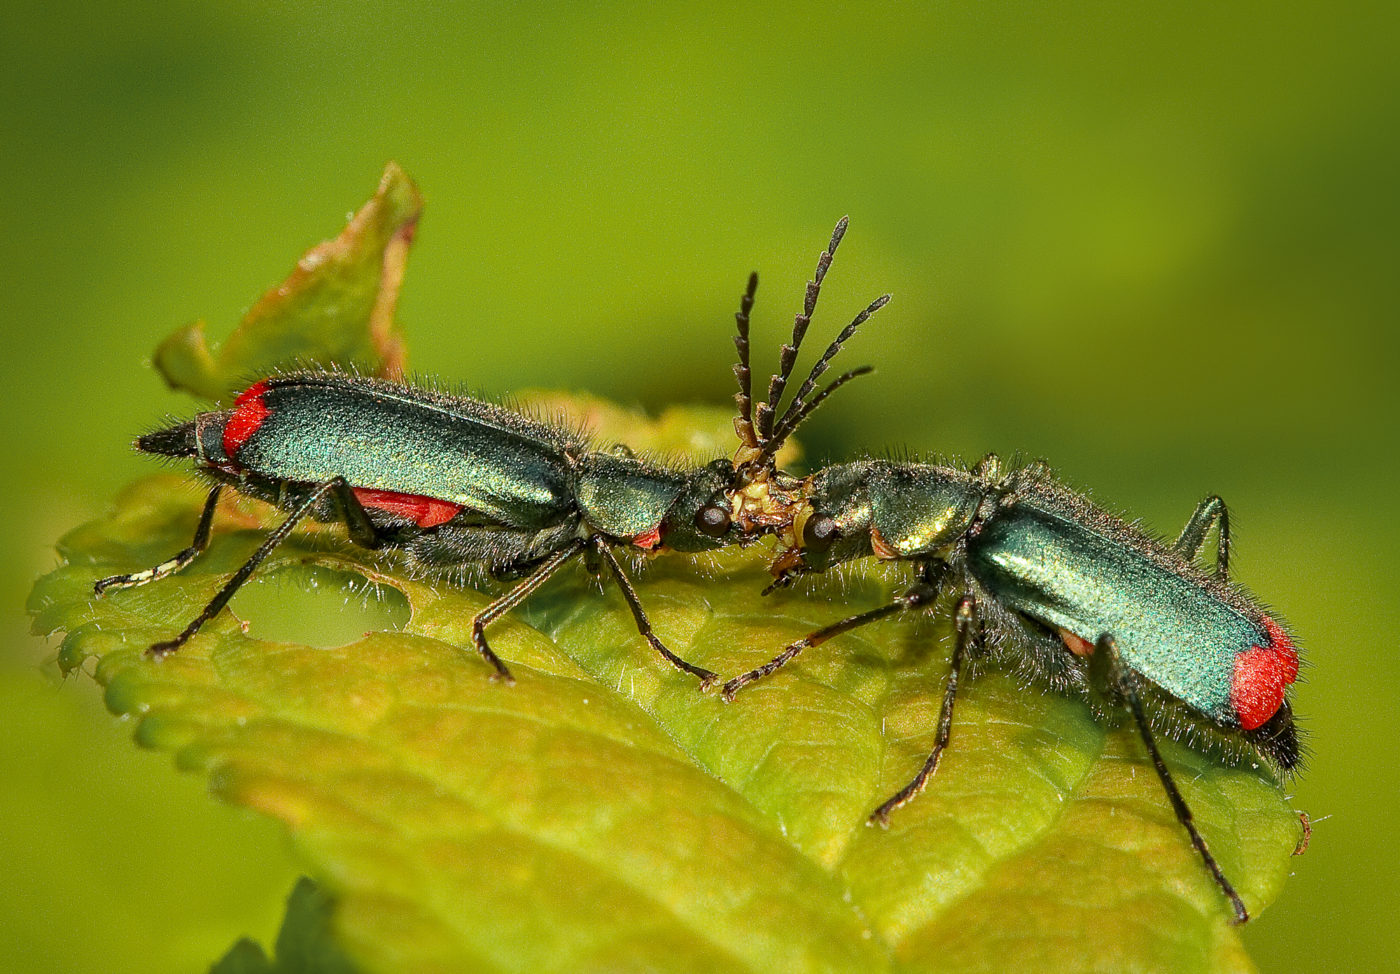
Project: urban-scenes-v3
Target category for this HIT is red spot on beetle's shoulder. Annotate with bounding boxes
[222,380,272,457]
[1231,615,1300,730]
[632,526,663,551]
[352,488,462,528]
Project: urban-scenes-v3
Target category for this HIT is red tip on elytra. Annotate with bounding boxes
[223,380,272,457]
[1231,616,1300,730]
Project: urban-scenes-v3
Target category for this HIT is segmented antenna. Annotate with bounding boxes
[732,272,760,449]
[752,293,889,469]
[768,364,874,455]
[767,293,890,444]
[756,216,849,441]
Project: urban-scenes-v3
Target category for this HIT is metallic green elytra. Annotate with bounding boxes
[234,375,577,527]
[967,474,1273,724]
[92,219,889,690]
[716,238,1303,924]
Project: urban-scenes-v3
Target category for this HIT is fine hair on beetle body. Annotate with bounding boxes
[94,217,889,691]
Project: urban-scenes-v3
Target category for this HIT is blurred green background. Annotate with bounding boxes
[3,2,1395,971]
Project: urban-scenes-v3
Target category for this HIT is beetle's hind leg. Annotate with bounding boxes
[94,485,225,595]
[136,478,381,658]
[1171,495,1231,578]
[1094,632,1250,925]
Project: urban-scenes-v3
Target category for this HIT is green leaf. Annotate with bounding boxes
[152,163,419,401]
[31,395,1300,974]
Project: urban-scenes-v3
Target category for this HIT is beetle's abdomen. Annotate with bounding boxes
[222,377,575,530]
[967,505,1297,727]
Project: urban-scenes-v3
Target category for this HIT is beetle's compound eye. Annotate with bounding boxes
[694,504,732,538]
[802,514,841,553]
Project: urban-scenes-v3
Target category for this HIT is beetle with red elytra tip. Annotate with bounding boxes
[93,220,887,690]
[717,246,1303,925]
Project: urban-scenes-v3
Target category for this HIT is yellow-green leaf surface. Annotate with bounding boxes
[152,163,418,400]
[30,397,1300,973]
